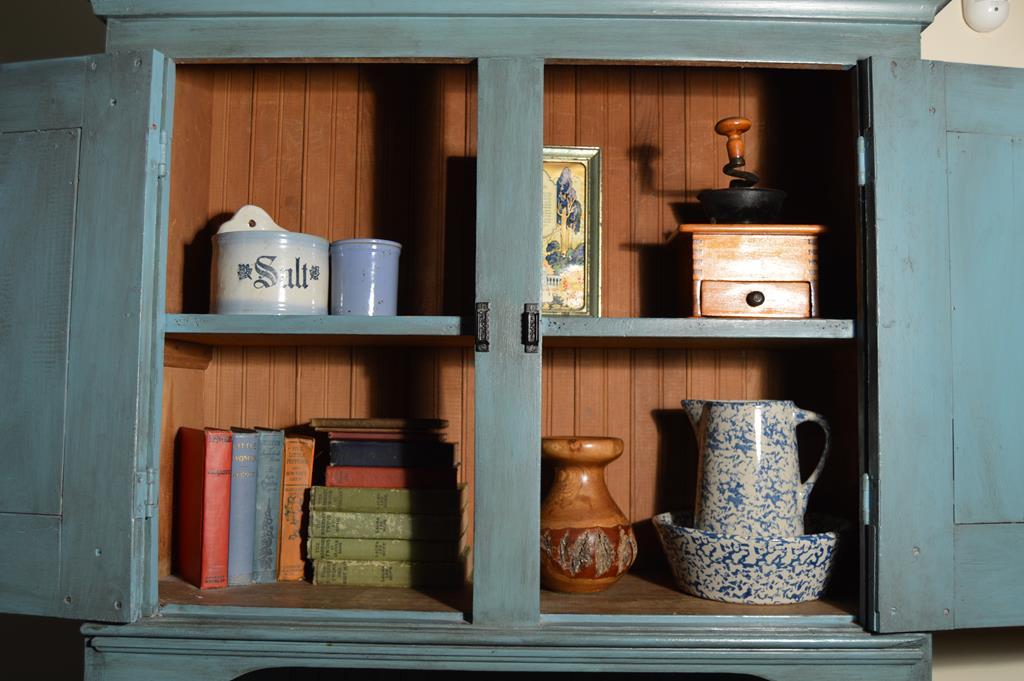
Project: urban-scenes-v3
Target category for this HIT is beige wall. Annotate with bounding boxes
[923,0,1024,67]
[0,2,1021,680]
[923,4,1024,681]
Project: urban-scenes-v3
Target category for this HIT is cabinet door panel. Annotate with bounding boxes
[869,59,1024,632]
[0,129,79,515]
[0,52,173,623]
[955,524,1024,628]
[948,131,1024,525]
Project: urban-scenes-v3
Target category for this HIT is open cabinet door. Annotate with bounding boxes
[867,58,1024,632]
[0,51,173,623]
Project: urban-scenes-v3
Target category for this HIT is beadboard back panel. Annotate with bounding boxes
[167,63,477,315]
[159,64,478,576]
[542,64,858,320]
[159,349,475,577]
[539,65,859,573]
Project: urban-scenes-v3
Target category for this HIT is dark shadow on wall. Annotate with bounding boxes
[0,614,84,680]
[0,2,105,64]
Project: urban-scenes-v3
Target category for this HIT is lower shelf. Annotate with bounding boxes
[159,575,469,614]
[541,571,855,619]
[160,571,854,621]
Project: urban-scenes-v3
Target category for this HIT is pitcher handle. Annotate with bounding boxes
[795,408,831,513]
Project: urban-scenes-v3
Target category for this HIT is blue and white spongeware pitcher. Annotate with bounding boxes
[683,399,830,539]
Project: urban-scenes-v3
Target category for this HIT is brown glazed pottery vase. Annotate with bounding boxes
[540,437,637,593]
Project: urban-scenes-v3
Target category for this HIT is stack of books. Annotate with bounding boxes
[173,427,315,589]
[306,417,466,587]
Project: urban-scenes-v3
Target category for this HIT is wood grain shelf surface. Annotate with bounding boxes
[541,571,855,619]
[542,317,855,347]
[159,573,852,621]
[159,575,469,614]
[164,314,471,346]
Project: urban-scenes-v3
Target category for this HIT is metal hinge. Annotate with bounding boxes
[157,130,168,178]
[475,302,490,352]
[133,468,157,519]
[522,303,540,353]
[856,135,867,187]
[861,472,874,526]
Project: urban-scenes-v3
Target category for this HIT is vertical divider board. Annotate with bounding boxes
[159,64,478,586]
[473,57,544,626]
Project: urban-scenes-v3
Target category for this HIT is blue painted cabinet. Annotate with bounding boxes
[0,1,1022,679]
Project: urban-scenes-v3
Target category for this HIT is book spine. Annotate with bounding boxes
[325,431,441,442]
[277,436,315,581]
[308,510,460,540]
[227,430,259,586]
[306,537,461,562]
[311,559,462,587]
[200,431,234,589]
[173,428,233,590]
[325,465,457,489]
[309,485,462,514]
[310,417,448,430]
[328,440,455,468]
[252,429,285,583]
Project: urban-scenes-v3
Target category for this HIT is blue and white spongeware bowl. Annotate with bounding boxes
[652,511,841,605]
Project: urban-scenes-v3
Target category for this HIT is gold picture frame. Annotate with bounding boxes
[541,146,602,316]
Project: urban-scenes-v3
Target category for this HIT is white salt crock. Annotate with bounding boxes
[211,205,329,314]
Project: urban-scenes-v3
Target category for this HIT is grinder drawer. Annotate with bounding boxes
[699,281,811,318]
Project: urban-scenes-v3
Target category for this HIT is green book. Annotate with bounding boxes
[307,510,461,540]
[306,536,461,562]
[309,485,463,514]
[312,559,463,587]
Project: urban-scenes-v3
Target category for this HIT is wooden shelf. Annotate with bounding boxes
[159,575,469,615]
[160,574,852,621]
[541,571,855,620]
[541,317,856,348]
[164,314,471,347]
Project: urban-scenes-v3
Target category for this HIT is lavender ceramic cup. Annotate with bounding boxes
[329,238,401,315]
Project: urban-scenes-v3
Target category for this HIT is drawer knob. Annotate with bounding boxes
[746,291,766,307]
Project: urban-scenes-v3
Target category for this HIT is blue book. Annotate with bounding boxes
[252,428,285,583]
[227,428,259,586]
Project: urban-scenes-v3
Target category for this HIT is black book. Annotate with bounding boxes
[328,439,457,468]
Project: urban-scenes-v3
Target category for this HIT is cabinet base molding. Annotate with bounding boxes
[84,617,931,680]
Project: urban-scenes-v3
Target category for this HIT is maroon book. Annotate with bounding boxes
[325,465,457,489]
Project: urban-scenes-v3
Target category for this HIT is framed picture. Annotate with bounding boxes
[541,146,601,316]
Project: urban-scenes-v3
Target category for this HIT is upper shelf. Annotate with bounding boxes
[542,317,855,348]
[164,314,470,346]
[164,314,855,349]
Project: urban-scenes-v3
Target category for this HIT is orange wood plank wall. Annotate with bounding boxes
[159,64,478,575]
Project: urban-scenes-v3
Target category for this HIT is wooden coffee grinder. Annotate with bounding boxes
[680,117,824,318]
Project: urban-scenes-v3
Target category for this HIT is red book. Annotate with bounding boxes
[325,465,457,489]
[173,427,233,589]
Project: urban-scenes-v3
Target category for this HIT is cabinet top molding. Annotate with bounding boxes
[91,0,950,27]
